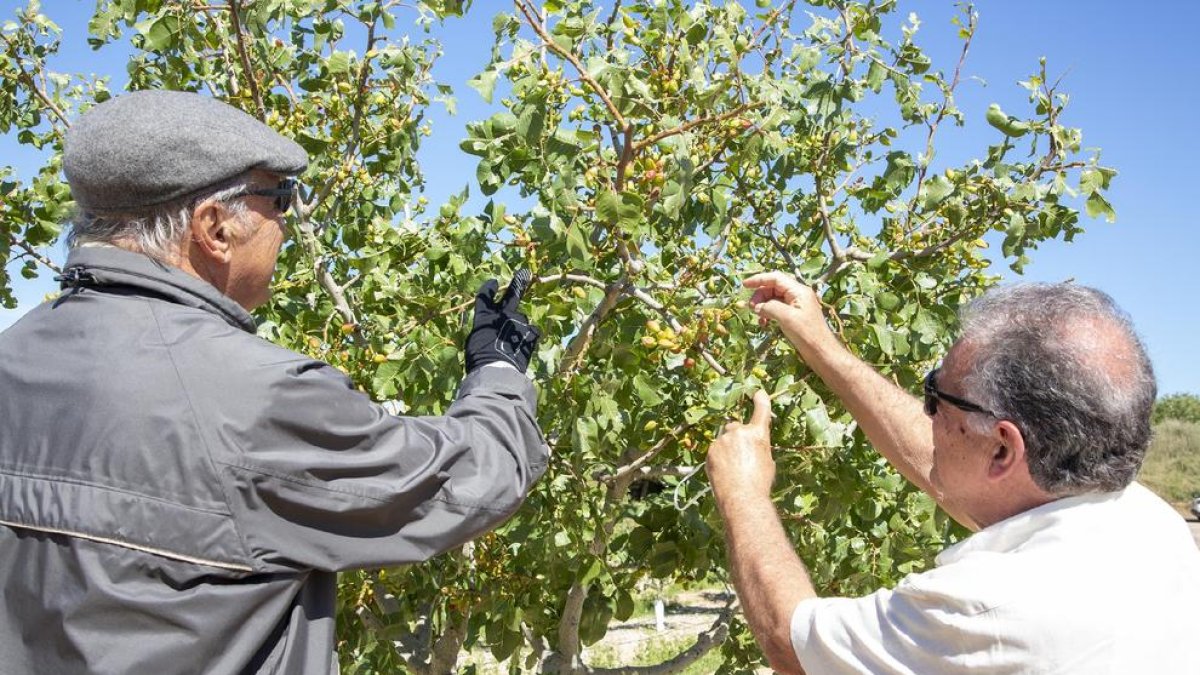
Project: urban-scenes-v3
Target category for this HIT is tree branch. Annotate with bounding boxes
[536,272,609,291]
[227,0,266,120]
[12,236,61,274]
[603,422,692,486]
[903,8,975,227]
[292,208,359,328]
[631,103,763,154]
[0,31,72,129]
[557,276,627,376]
[341,17,381,167]
[428,615,468,674]
[550,469,641,674]
[515,0,626,130]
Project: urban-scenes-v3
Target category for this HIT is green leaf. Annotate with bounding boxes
[294,131,330,154]
[1079,166,1116,194]
[135,15,178,52]
[566,221,590,260]
[875,291,901,311]
[517,108,544,142]
[871,324,893,356]
[370,361,402,399]
[633,374,663,405]
[326,50,352,75]
[580,557,602,585]
[595,190,621,225]
[985,103,1030,138]
[468,69,498,103]
[1085,192,1115,223]
[616,191,644,229]
[866,60,885,92]
[919,175,954,210]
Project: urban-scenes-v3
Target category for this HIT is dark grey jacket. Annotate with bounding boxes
[0,246,548,674]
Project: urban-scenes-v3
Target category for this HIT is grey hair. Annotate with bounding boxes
[956,283,1156,496]
[66,174,256,263]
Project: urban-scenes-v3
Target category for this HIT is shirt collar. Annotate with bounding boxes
[936,485,1130,566]
[60,245,257,334]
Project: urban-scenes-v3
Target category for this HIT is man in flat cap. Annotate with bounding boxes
[0,90,548,674]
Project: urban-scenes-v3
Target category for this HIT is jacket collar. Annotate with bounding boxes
[61,245,257,333]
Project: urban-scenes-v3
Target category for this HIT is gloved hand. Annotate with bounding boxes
[465,270,541,373]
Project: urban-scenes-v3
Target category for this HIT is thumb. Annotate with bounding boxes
[749,389,772,429]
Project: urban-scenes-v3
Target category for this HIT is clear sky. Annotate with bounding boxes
[2,1,1197,395]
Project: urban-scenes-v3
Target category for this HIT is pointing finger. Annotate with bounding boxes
[749,389,773,429]
[499,268,532,312]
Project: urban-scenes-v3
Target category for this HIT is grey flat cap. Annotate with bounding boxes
[64,90,308,213]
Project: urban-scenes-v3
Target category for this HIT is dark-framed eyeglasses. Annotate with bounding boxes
[244,177,298,214]
[923,367,997,418]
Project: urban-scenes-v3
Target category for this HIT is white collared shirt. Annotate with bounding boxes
[791,482,1200,674]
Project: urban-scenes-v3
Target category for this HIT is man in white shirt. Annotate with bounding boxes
[705,272,1200,674]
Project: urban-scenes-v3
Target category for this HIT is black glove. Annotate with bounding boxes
[465,270,541,373]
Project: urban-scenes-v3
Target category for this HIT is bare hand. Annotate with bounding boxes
[743,271,829,349]
[706,390,776,509]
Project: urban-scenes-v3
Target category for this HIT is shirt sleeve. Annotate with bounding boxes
[209,359,549,572]
[789,573,1007,675]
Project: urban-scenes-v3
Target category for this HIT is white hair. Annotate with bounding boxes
[66,175,256,263]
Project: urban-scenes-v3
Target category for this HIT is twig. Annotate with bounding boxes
[557,276,628,376]
[603,424,692,485]
[614,125,635,191]
[12,237,61,274]
[836,3,855,77]
[904,8,975,226]
[535,272,609,291]
[815,175,843,261]
[631,103,763,154]
[603,0,623,54]
[0,32,72,129]
[751,0,794,47]
[202,11,241,98]
[228,0,267,120]
[514,0,627,130]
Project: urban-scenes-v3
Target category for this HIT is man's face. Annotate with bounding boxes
[224,174,289,311]
[926,344,996,520]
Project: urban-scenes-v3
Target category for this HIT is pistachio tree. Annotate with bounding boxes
[0,0,1115,672]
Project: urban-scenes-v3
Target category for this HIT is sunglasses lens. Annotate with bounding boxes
[279,179,296,214]
[923,369,938,416]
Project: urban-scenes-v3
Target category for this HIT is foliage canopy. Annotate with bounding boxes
[0,0,1115,671]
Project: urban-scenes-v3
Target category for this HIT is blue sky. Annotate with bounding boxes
[2,1,1197,395]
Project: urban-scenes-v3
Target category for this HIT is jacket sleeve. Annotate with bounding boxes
[209,359,549,572]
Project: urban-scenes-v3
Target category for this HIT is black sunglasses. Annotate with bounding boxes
[923,368,997,417]
[244,177,298,214]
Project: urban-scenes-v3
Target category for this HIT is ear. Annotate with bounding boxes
[189,199,235,264]
[986,419,1027,481]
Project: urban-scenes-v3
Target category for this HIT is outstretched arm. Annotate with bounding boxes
[707,391,811,675]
